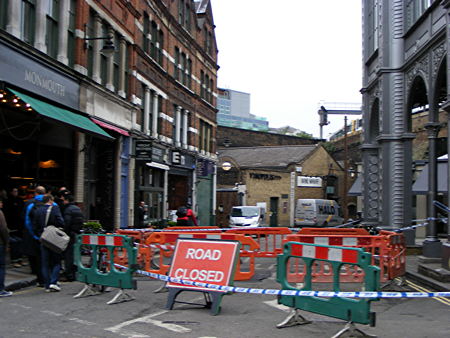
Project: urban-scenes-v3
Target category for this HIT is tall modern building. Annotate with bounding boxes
[217,88,269,131]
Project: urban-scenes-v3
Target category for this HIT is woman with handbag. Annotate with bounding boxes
[32,194,64,292]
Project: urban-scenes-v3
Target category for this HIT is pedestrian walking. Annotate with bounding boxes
[137,201,148,228]
[22,185,46,286]
[176,203,198,226]
[61,194,83,281]
[4,187,24,267]
[32,194,64,292]
[0,198,13,297]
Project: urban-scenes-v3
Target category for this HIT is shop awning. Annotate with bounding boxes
[8,88,113,140]
[412,160,448,194]
[348,176,362,196]
[91,117,130,136]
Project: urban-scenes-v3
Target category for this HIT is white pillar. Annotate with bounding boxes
[57,0,69,65]
[92,15,102,84]
[175,105,182,147]
[152,93,159,137]
[143,87,151,135]
[182,110,188,149]
[34,0,47,53]
[6,0,20,38]
[118,38,127,98]
[74,133,85,204]
[106,29,115,91]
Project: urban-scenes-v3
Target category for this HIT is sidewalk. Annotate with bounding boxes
[4,246,450,292]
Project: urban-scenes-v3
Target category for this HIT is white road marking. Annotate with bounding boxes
[264,299,291,312]
[105,310,191,335]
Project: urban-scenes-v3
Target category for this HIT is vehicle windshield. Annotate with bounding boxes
[231,207,259,217]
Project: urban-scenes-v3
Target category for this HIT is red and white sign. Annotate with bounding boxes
[167,239,240,292]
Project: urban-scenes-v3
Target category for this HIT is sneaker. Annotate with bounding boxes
[45,289,51,293]
[49,284,61,292]
[0,290,13,297]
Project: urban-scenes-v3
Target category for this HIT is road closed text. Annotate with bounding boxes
[174,268,224,282]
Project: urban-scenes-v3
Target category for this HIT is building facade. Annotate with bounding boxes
[0,0,218,229]
[361,0,449,257]
[216,88,269,131]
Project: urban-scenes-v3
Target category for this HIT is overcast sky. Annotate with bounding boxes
[211,0,362,138]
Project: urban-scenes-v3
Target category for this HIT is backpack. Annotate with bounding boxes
[65,204,84,234]
[176,206,188,218]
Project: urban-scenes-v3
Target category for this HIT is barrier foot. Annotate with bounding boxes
[331,322,376,338]
[154,282,168,293]
[276,309,311,328]
[73,284,102,299]
[166,288,223,316]
[107,289,134,305]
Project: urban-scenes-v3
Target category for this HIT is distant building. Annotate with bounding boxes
[217,88,269,131]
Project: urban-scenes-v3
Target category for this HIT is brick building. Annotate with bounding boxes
[217,145,345,226]
[0,0,218,228]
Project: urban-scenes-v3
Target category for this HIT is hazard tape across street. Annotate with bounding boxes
[114,264,450,299]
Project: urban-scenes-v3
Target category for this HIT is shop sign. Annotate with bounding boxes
[0,41,79,110]
[196,159,214,177]
[297,176,323,187]
[135,140,152,161]
[167,239,240,292]
[171,151,195,169]
[151,146,165,163]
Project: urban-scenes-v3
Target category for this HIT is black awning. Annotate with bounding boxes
[412,161,448,195]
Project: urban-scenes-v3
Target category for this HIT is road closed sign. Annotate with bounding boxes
[167,239,240,292]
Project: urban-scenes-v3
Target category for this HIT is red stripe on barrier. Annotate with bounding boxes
[114,236,123,246]
[193,234,207,239]
[291,244,303,256]
[166,234,179,242]
[342,249,358,264]
[299,237,313,244]
[221,234,236,240]
[329,238,342,246]
[98,236,106,245]
[82,235,90,244]
[316,246,328,260]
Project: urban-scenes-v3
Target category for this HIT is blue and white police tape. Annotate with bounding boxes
[114,264,450,299]
[433,200,450,213]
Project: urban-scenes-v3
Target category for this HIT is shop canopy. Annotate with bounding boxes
[8,88,113,140]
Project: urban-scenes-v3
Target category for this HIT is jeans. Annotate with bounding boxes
[40,245,61,288]
[0,245,5,291]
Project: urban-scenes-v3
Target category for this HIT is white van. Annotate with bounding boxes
[294,199,343,227]
[229,206,265,228]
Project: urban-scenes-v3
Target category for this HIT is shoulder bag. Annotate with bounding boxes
[40,206,70,253]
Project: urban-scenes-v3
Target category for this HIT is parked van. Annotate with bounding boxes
[294,199,343,227]
[229,206,265,228]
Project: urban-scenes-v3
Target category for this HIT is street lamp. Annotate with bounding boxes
[83,28,115,57]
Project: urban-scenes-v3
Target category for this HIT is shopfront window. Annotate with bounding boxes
[21,0,36,45]
[45,0,59,58]
[136,165,164,225]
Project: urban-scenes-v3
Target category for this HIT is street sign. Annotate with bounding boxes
[167,239,240,292]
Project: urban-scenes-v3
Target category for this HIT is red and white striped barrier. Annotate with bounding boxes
[82,234,124,247]
[290,243,359,264]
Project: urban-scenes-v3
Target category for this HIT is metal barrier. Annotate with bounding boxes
[227,227,293,257]
[74,234,137,304]
[283,228,405,283]
[144,232,259,280]
[277,241,379,335]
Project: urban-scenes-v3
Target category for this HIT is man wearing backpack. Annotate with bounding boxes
[176,203,198,226]
[61,194,84,282]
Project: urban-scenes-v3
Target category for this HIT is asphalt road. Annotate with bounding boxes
[1,259,449,338]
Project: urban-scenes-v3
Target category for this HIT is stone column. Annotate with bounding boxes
[143,87,151,135]
[105,28,115,91]
[182,110,189,148]
[34,0,47,53]
[175,106,182,147]
[151,93,159,137]
[423,122,442,257]
[118,37,127,98]
[57,0,69,64]
[92,15,102,84]
[6,0,20,38]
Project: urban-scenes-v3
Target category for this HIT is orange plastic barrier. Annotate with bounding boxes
[115,229,155,270]
[283,228,405,283]
[227,227,293,257]
[144,232,259,281]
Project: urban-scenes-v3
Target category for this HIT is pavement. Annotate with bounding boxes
[4,240,450,293]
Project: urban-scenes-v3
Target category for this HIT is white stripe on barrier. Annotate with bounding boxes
[314,237,329,246]
[343,237,357,246]
[328,248,342,262]
[106,236,114,246]
[113,264,450,299]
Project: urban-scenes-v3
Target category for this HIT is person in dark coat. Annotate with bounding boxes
[32,194,64,292]
[4,187,24,267]
[0,198,13,297]
[61,194,83,281]
[176,204,198,226]
[22,185,47,286]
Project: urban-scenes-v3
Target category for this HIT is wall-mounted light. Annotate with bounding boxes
[83,25,115,57]
[221,161,232,171]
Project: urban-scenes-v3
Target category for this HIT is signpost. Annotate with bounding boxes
[166,239,240,315]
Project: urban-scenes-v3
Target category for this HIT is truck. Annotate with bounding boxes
[294,199,343,227]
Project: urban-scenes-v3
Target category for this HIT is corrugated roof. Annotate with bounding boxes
[219,145,317,168]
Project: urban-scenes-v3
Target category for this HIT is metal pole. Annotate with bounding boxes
[343,116,348,221]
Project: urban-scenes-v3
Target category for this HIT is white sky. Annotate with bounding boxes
[211,0,362,138]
